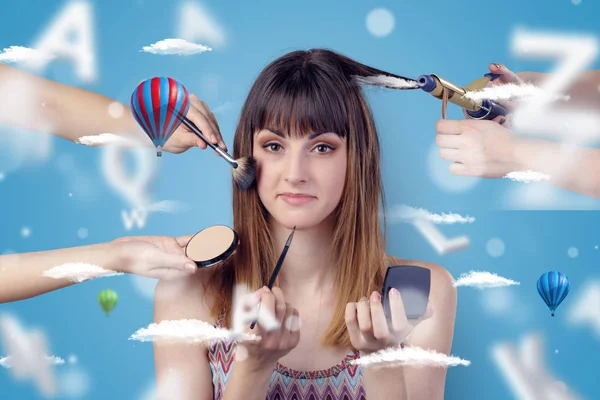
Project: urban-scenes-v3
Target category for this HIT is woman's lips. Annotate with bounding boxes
[278,193,316,206]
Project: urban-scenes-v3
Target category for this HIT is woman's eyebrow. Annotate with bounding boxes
[263,128,334,139]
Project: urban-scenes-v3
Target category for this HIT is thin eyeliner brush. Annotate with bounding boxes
[250,226,296,330]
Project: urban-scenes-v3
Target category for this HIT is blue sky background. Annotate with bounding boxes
[1,0,600,398]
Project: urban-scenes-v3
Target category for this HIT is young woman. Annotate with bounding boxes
[153,48,457,400]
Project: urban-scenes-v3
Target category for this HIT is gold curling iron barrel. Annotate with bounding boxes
[417,73,508,120]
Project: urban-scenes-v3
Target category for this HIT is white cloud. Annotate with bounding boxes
[387,204,475,224]
[350,345,470,368]
[0,313,63,397]
[453,271,520,289]
[504,170,551,183]
[354,74,418,89]
[462,82,570,103]
[129,319,260,345]
[140,38,212,56]
[0,355,64,368]
[43,263,123,283]
[75,133,144,147]
[0,46,56,64]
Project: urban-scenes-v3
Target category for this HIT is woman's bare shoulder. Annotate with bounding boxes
[153,268,219,324]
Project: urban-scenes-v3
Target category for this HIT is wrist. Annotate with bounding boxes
[508,137,538,172]
[102,241,131,274]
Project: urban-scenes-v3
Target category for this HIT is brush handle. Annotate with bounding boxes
[249,249,287,330]
[249,231,295,330]
[180,116,238,168]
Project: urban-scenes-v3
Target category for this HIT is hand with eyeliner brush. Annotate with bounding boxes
[230,227,300,374]
[249,226,296,330]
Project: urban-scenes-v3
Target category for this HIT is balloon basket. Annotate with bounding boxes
[157,150,162,157]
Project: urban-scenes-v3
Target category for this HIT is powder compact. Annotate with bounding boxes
[185,225,239,268]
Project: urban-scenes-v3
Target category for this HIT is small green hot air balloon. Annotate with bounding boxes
[98,289,118,316]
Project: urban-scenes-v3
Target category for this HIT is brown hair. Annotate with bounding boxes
[206,48,409,349]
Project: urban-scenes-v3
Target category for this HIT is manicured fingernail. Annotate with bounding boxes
[370,291,381,302]
[285,315,301,331]
[360,296,368,301]
[390,288,400,299]
[185,263,196,273]
[262,286,270,292]
[493,63,501,69]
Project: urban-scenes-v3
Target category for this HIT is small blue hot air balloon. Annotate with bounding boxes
[130,77,190,157]
[537,271,570,317]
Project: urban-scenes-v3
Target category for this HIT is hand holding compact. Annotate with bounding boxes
[345,289,433,355]
[112,235,197,280]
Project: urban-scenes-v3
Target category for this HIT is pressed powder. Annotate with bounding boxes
[185,225,238,268]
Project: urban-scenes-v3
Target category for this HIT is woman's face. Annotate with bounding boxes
[253,128,347,230]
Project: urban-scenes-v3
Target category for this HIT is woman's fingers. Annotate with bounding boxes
[356,296,376,343]
[175,234,194,247]
[388,288,410,336]
[280,305,300,348]
[192,97,225,150]
[271,286,287,323]
[345,302,363,346]
[368,292,390,342]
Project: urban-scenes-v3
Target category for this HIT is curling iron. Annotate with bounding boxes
[417,72,508,120]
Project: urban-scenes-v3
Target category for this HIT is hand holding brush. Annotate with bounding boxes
[249,226,296,330]
[178,112,256,191]
[130,77,256,190]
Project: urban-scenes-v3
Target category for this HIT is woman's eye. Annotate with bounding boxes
[264,143,282,152]
[314,144,334,153]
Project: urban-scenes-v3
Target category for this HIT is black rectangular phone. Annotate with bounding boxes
[381,265,431,320]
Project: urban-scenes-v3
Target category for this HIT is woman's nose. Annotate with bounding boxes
[283,152,309,184]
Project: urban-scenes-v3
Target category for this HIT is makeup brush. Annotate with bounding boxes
[178,116,256,191]
[250,226,296,330]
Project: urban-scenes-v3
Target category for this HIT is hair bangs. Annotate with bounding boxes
[248,70,350,139]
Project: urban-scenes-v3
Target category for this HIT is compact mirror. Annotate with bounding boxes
[381,265,431,320]
[185,225,239,268]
